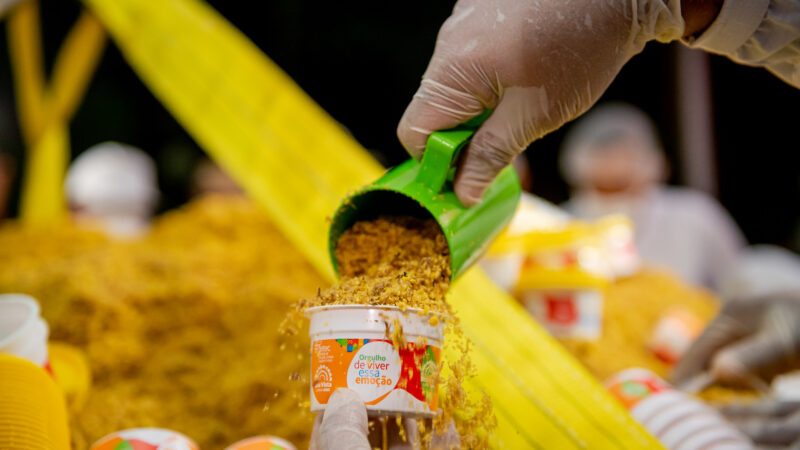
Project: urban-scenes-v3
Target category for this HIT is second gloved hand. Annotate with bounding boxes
[309,389,371,450]
[672,291,800,388]
[397,0,683,206]
[720,399,800,447]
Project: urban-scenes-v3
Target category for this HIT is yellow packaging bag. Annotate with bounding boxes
[483,196,642,340]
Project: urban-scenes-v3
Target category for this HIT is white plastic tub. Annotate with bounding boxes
[306,305,444,417]
[0,293,49,369]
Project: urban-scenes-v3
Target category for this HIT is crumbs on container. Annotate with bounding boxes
[287,216,496,448]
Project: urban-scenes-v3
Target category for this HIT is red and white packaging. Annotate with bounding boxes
[648,307,705,365]
[521,289,603,340]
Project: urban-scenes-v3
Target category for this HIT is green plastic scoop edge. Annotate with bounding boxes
[328,111,521,280]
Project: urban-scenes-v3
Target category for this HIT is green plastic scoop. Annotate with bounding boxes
[329,113,522,280]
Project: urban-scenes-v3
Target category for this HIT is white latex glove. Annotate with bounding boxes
[397,0,683,206]
[309,389,370,450]
[672,291,800,388]
[309,389,460,450]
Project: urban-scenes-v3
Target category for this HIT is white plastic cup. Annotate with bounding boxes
[306,305,444,417]
[225,435,297,450]
[606,368,752,450]
[0,294,49,370]
[90,428,198,450]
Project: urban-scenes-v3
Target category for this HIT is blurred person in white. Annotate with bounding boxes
[559,103,746,290]
[387,0,800,446]
[65,142,159,238]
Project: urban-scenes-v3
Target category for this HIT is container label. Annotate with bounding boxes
[606,372,671,410]
[311,338,440,413]
[522,290,603,339]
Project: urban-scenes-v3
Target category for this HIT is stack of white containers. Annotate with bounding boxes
[606,369,752,449]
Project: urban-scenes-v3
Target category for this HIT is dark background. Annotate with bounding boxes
[0,0,798,250]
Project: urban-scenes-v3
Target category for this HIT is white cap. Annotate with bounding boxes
[65,142,159,236]
[560,103,666,187]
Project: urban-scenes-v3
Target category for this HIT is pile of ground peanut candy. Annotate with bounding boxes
[0,196,322,448]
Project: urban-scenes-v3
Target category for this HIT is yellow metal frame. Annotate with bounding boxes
[6,0,106,224]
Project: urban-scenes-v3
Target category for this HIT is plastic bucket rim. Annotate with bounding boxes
[306,304,446,343]
[0,294,41,349]
[328,185,459,279]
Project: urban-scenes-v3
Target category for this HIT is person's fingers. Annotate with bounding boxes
[309,413,324,450]
[712,335,798,387]
[721,399,800,419]
[671,300,760,386]
[735,409,800,446]
[453,89,543,206]
[710,303,800,385]
[318,389,370,450]
[397,77,487,160]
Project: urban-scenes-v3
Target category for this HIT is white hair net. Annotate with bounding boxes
[559,103,666,187]
[65,142,159,236]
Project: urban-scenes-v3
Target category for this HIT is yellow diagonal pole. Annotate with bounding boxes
[81,0,662,447]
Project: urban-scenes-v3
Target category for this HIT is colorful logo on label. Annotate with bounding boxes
[336,338,370,352]
[313,365,333,391]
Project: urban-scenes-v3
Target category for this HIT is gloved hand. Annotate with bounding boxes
[672,291,800,388]
[309,388,459,449]
[397,0,683,206]
[309,389,370,450]
[720,399,800,447]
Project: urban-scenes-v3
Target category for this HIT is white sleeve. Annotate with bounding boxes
[684,0,800,89]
